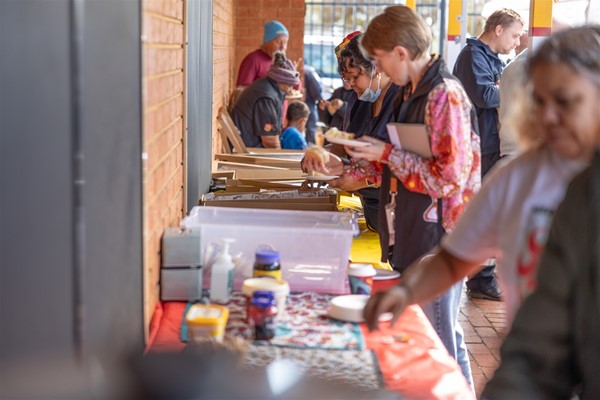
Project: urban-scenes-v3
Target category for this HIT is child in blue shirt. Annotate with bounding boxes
[280,101,309,150]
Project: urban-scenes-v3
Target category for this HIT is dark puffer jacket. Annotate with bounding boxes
[453,37,504,156]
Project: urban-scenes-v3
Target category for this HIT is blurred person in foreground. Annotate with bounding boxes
[481,25,600,399]
[499,17,572,158]
[364,25,600,393]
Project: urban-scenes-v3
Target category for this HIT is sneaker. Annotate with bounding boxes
[467,286,502,301]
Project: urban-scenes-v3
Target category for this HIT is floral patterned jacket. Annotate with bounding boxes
[347,76,481,232]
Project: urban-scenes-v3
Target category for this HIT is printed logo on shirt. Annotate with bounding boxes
[263,123,273,132]
[423,199,438,223]
[516,207,554,301]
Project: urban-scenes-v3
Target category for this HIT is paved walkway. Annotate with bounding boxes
[460,291,507,398]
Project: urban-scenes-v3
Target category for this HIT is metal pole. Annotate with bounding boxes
[460,0,467,49]
[439,0,447,56]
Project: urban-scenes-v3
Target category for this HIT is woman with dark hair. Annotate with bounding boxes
[302,31,399,232]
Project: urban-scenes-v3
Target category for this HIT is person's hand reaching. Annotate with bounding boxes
[301,147,344,176]
[328,174,367,192]
[363,285,412,332]
[327,99,344,115]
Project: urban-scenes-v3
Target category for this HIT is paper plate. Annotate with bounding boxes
[327,294,392,323]
[374,269,401,281]
[303,175,339,181]
[325,136,371,147]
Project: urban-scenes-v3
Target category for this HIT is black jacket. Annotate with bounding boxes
[379,58,478,271]
[344,83,400,233]
[230,77,284,148]
[453,38,504,155]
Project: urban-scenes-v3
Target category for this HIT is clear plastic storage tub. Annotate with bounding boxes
[181,206,358,294]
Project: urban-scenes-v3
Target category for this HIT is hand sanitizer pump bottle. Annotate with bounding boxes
[210,239,235,303]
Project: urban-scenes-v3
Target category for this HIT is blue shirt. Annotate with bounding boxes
[280,126,307,150]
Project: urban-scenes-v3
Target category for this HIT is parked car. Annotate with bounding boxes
[303,35,343,96]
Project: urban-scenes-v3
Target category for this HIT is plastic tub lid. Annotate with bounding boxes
[327,294,392,323]
[255,248,280,265]
[186,304,229,327]
[347,263,376,277]
[242,278,290,296]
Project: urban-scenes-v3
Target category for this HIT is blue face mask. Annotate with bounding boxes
[358,70,381,102]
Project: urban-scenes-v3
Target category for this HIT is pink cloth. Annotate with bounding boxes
[236,49,272,87]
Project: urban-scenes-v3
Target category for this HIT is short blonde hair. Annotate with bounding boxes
[361,5,431,60]
[484,8,524,33]
[517,26,600,150]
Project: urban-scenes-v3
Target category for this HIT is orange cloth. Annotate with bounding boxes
[361,305,471,399]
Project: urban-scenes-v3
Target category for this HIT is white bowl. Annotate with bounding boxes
[327,294,370,322]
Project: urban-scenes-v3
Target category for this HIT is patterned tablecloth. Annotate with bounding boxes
[181,291,364,350]
[180,291,383,391]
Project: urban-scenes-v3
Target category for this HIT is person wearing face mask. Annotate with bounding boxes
[302,31,399,232]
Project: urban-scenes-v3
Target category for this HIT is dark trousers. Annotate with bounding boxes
[467,151,502,291]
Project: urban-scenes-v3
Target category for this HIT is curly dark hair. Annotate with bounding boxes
[337,34,373,78]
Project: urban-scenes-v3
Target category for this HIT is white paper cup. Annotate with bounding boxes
[347,263,376,295]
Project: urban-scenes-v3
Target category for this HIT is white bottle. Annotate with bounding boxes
[210,238,235,303]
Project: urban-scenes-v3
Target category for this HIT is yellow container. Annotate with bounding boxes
[185,304,229,343]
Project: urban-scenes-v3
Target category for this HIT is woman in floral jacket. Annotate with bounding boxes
[343,5,480,387]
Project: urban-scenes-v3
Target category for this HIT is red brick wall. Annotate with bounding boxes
[139,0,305,335]
[212,0,305,164]
[213,0,236,158]
[142,0,186,331]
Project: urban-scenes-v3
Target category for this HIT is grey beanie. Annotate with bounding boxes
[267,51,300,86]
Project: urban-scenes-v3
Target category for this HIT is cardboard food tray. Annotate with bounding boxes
[215,153,302,169]
[200,200,337,211]
[200,188,338,211]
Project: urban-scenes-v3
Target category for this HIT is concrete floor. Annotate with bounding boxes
[460,291,507,398]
